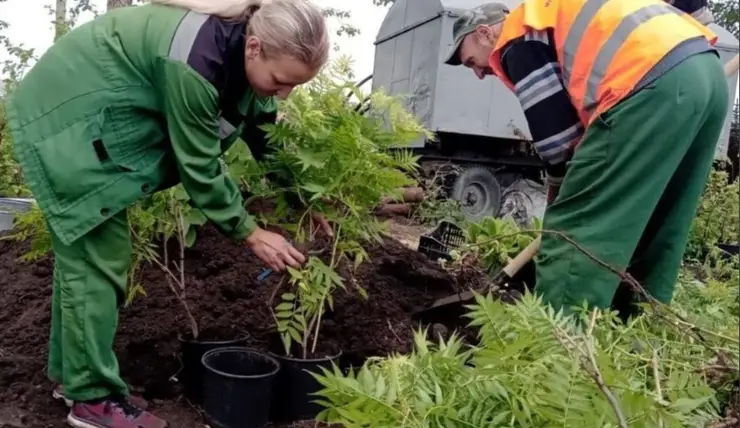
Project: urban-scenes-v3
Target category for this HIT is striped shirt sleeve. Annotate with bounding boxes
[500,31,583,185]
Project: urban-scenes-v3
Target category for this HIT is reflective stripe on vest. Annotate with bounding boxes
[570,2,683,114]
[169,10,238,140]
[489,0,717,125]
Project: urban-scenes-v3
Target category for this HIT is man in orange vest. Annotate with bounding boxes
[443,0,729,319]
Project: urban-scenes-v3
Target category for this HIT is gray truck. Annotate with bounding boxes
[367,0,739,223]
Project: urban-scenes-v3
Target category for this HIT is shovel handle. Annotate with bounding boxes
[502,235,541,277]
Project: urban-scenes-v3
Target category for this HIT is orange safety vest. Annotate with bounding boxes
[489,0,717,127]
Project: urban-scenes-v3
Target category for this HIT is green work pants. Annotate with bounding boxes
[535,51,729,317]
[47,209,132,401]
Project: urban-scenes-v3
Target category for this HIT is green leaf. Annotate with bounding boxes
[287,266,304,280]
[185,209,207,226]
[288,326,303,344]
[275,302,294,311]
[300,183,326,194]
[184,227,196,248]
[173,186,190,201]
[295,148,326,171]
[668,396,713,414]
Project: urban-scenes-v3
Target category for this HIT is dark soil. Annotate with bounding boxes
[0,219,492,428]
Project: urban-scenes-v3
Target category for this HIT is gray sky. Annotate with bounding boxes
[0,0,390,80]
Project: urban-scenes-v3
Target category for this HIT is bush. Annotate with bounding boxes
[313,288,738,428]
[686,170,739,260]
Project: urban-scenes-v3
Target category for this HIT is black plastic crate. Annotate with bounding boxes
[418,220,465,261]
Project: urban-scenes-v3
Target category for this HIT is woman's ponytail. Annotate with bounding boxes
[150,0,263,20]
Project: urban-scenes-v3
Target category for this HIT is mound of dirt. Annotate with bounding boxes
[0,221,490,428]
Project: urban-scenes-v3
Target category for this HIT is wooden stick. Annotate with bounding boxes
[380,187,425,204]
[374,203,411,216]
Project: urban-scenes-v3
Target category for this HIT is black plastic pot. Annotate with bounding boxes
[716,243,739,260]
[179,333,250,403]
[201,347,280,428]
[268,350,342,423]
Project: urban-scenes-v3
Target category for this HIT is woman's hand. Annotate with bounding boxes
[245,227,306,272]
[310,210,333,237]
[308,197,336,237]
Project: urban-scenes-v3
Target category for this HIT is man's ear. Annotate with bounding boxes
[474,25,494,44]
[245,36,261,59]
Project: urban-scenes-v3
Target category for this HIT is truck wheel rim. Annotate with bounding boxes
[462,182,488,216]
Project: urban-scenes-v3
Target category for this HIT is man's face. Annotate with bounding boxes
[457,24,500,80]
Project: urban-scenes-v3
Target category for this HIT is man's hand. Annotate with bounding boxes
[547,183,561,204]
[246,228,306,271]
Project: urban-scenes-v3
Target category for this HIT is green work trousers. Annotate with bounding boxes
[535,51,729,317]
[47,210,132,401]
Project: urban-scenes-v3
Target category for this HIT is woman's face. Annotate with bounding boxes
[244,35,318,100]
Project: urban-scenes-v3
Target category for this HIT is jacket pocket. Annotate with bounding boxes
[30,114,128,212]
[100,106,165,172]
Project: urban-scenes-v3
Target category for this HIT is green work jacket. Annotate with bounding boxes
[4,4,278,245]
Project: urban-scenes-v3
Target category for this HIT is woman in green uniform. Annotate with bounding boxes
[4,0,330,426]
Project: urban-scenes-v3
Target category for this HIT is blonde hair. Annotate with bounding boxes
[151,0,330,69]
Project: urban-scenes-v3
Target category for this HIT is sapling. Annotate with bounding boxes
[138,187,206,340]
[2,186,207,311]
[260,56,432,358]
[275,227,346,359]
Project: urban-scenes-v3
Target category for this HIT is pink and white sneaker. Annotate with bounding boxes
[66,395,167,428]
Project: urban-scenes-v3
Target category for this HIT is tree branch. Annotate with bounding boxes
[554,310,628,428]
[651,348,665,428]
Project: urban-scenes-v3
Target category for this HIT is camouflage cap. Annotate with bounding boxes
[443,2,510,66]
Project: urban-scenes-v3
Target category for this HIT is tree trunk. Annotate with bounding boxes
[380,187,425,204]
[374,203,411,216]
[53,0,67,42]
[107,0,132,10]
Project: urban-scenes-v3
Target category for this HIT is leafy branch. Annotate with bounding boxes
[307,209,737,427]
[553,310,628,428]
[457,226,739,356]
[129,187,206,337]
[257,56,431,358]
[146,197,199,339]
[275,228,346,359]
[312,291,729,427]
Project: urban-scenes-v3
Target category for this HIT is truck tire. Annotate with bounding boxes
[450,166,502,220]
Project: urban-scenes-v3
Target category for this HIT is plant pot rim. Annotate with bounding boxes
[202,346,280,380]
[268,349,343,364]
[178,332,251,346]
